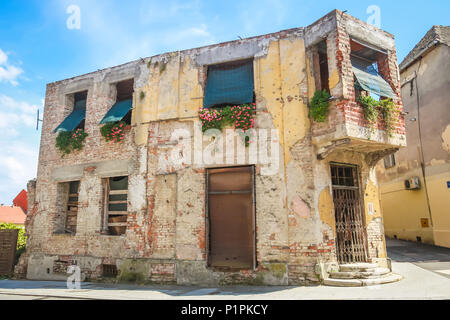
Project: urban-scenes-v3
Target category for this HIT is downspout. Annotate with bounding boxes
[414,57,434,227]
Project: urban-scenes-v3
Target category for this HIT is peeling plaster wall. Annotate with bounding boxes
[377,44,450,247]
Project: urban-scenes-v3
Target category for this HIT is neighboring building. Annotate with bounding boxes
[377,26,450,248]
[13,189,28,214]
[0,206,26,225]
[17,10,406,285]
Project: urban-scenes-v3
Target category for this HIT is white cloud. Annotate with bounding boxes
[0,49,24,86]
[0,96,40,204]
[0,95,39,136]
[0,143,39,202]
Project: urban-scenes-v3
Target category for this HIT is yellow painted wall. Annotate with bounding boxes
[134,38,310,166]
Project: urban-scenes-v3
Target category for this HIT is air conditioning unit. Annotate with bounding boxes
[404,176,421,190]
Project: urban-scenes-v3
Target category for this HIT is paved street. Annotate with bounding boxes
[386,238,450,279]
[0,238,449,300]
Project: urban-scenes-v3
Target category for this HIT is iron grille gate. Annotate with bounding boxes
[331,164,368,264]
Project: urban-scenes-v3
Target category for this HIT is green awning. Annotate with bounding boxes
[99,99,132,124]
[53,99,86,133]
[203,60,254,108]
[352,66,397,99]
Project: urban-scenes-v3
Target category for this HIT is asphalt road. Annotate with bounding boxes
[386,238,450,279]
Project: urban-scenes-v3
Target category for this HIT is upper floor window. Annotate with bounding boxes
[54,91,87,133]
[99,79,134,126]
[203,59,254,108]
[350,39,396,100]
[314,40,330,93]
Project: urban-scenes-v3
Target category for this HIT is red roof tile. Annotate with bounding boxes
[0,206,26,225]
[13,189,28,213]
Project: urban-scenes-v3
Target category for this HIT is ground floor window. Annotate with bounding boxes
[102,176,128,236]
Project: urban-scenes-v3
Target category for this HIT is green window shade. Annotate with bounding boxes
[203,60,254,108]
[54,100,86,133]
[109,176,128,190]
[69,181,80,194]
[352,58,397,99]
[99,99,133,124]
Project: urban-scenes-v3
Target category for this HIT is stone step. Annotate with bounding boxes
[329,268,390,279]
[323,273,403,287]
[339,263,379,272]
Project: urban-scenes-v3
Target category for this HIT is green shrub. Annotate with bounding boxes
[379,98,399,137]
[357,95,379,132]
[55,128,88,156]
[309,90,331,122]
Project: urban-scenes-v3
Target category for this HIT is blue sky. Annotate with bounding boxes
[0,0,448,205]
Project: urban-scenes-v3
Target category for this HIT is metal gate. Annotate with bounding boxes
[331,164,368,264]
[0,229,19,275]
[207,166,256,269]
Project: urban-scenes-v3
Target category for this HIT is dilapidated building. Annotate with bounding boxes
[16,10,406,286]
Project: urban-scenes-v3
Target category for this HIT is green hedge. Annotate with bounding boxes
[0,223,27,265]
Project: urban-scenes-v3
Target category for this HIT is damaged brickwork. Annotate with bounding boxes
[17,10,405,285]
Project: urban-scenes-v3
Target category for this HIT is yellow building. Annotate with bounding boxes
[377,26,450,248]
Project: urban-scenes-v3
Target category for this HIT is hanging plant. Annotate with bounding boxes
[379,98,399,137]
[199,103,256,146]
[309,90,331,122]
[100,121,130,144]
[357,95,379,133]
[56,128,88,156]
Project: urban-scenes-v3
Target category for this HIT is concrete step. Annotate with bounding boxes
[329,268,390,279]
[324,273,403,287]
[339,263,379,272]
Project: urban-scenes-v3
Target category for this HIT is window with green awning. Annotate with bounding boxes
[53,99,86,133]
[351,55,397,99]
[203,59,254,108]
[99,99,133,124]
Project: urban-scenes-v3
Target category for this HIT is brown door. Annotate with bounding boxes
[207,166,255,269]
[331,164,368,264]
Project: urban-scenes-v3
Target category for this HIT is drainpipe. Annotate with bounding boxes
[414,57,434,227]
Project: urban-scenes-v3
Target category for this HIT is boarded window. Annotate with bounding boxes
[203,59,254,108]
[314,40,329,93]
[54,91,87,133]
[384,154,396,169]
[103,176,128,236]
[65,181,80,234]
[99,79,134,125]
[207,166,255,269]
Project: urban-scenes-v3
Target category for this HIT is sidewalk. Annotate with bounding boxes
[1,239,449,300]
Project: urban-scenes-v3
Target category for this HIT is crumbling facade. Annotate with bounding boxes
[16,10,406,285]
